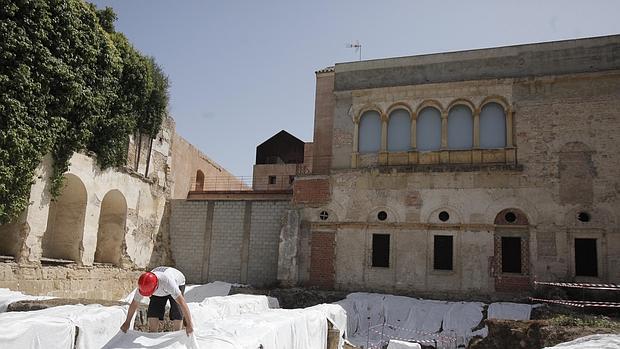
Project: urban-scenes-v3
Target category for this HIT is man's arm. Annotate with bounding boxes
[174,294,194,335]
[120,299,140,333]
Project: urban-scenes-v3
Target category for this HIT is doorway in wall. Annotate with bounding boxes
[575,238,598,277]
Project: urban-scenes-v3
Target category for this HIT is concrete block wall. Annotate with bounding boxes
[208,201,246,283]
[248,201,290,286]
[169,200,207,282]
[170,199,291,286]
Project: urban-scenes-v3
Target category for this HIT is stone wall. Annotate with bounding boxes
[0,262,140,300]
[170,199,291,287]
[298,35,620,295]
[0,114,239,296]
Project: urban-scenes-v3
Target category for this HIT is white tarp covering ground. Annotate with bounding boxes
[387,340,422,349]
[0,304,128,349]
[0,293,276,349]
[487,302,538,321]
[543,334,620,349]
[0,288,55,312]
[337,292,537,349]
[104,308,329,349]
[187,294,277,325]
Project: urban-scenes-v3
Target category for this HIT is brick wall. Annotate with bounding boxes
[309,231,335,289]
[169,199,291,286]
[494,275,532,292]
[293,178,330,205]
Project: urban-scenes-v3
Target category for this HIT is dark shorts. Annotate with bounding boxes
[147,285,185,321]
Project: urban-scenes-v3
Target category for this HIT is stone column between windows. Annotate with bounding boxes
[506,108,514,147]
[379,113,388,165]
[351,122,359,168]
[410,113,417,149]
[473,109,480,148]
[440,111,448,149]
[380,113,388,151]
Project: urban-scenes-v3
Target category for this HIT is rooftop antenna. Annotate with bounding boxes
[347,40,362,61]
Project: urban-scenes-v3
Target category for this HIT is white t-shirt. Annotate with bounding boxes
[133,266,186,302]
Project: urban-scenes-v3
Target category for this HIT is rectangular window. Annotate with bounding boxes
[501,237,522,273]
[372,234,390,268]
[268,176,276,185]
[433,235,453,271]
[575,238,598,277]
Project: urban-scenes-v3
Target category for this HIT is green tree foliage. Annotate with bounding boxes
[0,0,169,224]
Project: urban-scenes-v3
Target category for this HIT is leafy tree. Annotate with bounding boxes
[0,0,169,224]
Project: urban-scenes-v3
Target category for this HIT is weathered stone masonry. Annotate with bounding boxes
[293,35,620,295]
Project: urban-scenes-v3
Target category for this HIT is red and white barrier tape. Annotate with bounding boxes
[534,281,620,291]
[530,297,620,308]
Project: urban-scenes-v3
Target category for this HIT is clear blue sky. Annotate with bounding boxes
[91,0,620,177]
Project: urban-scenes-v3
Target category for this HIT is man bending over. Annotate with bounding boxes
[121,266,194,335]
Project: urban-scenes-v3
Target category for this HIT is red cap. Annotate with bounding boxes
[138,272,158,297]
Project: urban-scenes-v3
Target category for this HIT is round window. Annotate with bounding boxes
[505,212,517,223]
[319,211,329,221]
[377,211,388,221]
[438,211,449,222]
[577,212,590,222]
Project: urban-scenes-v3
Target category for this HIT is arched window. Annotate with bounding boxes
[358,110,381,153]
[416,107,441,151]
[387,109,411,152]
[448,105,473,149]
[480,102,507,148]
[195,170,204,191]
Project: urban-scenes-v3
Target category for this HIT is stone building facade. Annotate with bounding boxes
[0,116,239,298]
[291,35,620,295]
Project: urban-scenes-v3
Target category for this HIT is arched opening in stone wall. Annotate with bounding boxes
[387,109,411,152]
[94,190,127,265]
[416,107,441,151]
[480,102,507,149]
[195,170,205,191]
[42,174,87,262]
[447,105,473,149]
[358,110,381,153]
[0,221,20,259]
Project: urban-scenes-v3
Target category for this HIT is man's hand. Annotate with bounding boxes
[120,320,131,333]
[185,322,194,336]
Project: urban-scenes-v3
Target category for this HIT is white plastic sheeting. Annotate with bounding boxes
[188,294,276,325]
[305,303,348,349]
[0,304,127,349]
[0,314,75,349]
[543,334,620,349]
[387,340,422,349]
[104,308,328,349]
[337,293,536,349]
[122,281,232,305]
[0,288,55,312]
[487,302,538,321]
[184,281,232,303]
